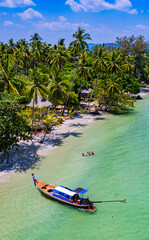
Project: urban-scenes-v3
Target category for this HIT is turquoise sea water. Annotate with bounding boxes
[0,97,149,240]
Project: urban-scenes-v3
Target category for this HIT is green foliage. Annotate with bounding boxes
[42,114,57,130]
[117,74,141,94]
[0,31,148,119]
[57,117,64,124]
[68,92,79,108]
[0,92,31,155]
[49,70,69,106]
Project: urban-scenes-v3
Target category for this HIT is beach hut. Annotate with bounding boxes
[26,95,53,109]
[81,88,93,99]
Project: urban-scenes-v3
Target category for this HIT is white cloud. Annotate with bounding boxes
[59,16,67,22]
[65,0,138,14]
[4,20,13,26]
[37,20,90,31]
[128,9,138,14]
[122,24,149,38]
[0,0,35,8]
[17,8,44,20]
[135,24,149,30]
[36,16,90,31]
[0,12,7,15]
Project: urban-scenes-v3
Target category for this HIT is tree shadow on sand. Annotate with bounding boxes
[0,142,42,173]
[69,123,87,127]
[0,131,82,173]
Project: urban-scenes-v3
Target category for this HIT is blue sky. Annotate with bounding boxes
[0,0,149,46]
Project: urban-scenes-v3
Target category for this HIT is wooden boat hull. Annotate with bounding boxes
[35,179,96,212]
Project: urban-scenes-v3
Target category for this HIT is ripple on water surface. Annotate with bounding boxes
[0,98,149,240]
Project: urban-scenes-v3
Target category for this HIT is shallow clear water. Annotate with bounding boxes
[0,98,149,240]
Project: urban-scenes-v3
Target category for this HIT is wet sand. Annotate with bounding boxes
[0,114,100,176]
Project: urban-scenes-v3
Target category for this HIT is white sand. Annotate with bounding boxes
[0,114,100,176]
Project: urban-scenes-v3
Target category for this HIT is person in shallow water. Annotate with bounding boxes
[82,152,95,156]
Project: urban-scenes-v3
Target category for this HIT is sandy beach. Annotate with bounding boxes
[0,114,100,176]
[0,87,148,177]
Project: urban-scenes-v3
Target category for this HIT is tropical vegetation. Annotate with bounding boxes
[0,28,149,155]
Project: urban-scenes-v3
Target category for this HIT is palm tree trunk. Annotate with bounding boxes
[39,126,47,144]
[87,74,99,110]
[63,52,80,115]
[26,59,28,75]
[32,98,35,136]
[77,78,83,96]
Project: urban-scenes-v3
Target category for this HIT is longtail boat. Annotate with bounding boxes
[32,174,96,212]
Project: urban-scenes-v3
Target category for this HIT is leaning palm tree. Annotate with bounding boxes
[38,114,56,144]
[87,47,107,109]
[26,68,49,120]
[48,70,68,107]
[0,54,19,94]
[64,27,91,109]
[77,53,91,96]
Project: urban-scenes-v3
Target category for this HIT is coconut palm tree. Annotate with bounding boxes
[87,47,107,109]
[30,33,42,67]
[106,51,122,74]
[26,68,49,120]
[38,114,56,143]
[122,56,134,75]
[77,53,91,96]
[15,39,30,75]
[50,45,70,70]
[58,38,65,46]
[30,33,42,46]
[106,74,121,97]
[48,70,68,107]
[8,38,15,54]
[0,54,19,94]
[64,27,91,109]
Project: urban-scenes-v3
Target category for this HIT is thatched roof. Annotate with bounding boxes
[26,95,52,108]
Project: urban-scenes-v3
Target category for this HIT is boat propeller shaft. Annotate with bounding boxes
[92,199,126,204]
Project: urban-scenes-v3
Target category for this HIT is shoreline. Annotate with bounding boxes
[1,87,148,177]
[0,114,101,177]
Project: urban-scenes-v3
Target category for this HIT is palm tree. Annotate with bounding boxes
[0,54,19,94]
[50,45,70,70]
[38,114,56,143]
[8,38,15,54]
[15,39,30,75]
[48,70,68,107]
[87,47,107,109]
[30,33,42,46]
[58,38,65,46]
[30,33,42,67]
[106,51,122,74]
[77,53,91,96]
[26,68,49,120]
[122,56,134,75]
[64,27,91,109]
[106,74,121,97]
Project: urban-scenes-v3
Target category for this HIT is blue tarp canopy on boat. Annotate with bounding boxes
[74,188,88,194]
